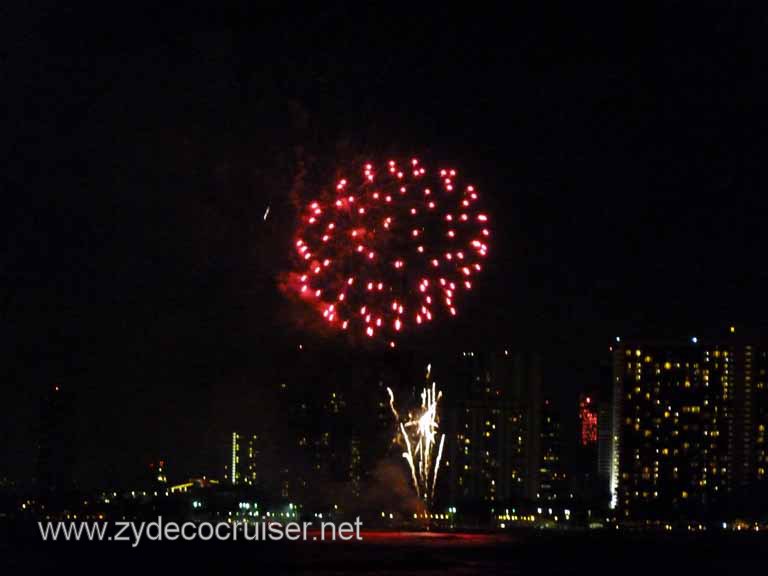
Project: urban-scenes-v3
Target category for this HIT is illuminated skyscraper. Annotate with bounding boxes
[755,348,768,484]
[731,338,768,487]
[224,432,260,486]
[445,350,542,505]
[574,391,608,507]
[579,395,598,447]
[609,331,767,520]
[538,399,566,501]
[245,434,260,486]
[226,432,240,485]
[597,399,614,499]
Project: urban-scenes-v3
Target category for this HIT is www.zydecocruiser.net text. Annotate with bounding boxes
[38,517,365,547]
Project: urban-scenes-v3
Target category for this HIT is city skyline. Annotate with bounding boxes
[22,328,768,529]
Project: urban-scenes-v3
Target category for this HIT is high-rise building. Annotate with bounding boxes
[731,338,768,487]
[597,399,613,495]
[574,362,615,508]
[572,392,607,508]
[754,347,768,484]
[539,399,567,501]
[226,432,240,485]
[283,379,354,503]
[579,395,598,447]
[224,432,260,487]
[349,438,362,498]
[593,361,619,508]
[444,350,542,506]
[245,434,260,486]
[608,331,767,520]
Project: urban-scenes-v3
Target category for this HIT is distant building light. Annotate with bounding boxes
[691,336,698,344]
[615,336,621,342]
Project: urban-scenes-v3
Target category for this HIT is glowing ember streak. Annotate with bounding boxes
[386,378,446,506]
[289,158,492,344]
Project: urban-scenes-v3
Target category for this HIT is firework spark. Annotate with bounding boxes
[387,381,446,506]
[289,158,491,345]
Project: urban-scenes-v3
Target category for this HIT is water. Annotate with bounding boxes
[2,523,762,574]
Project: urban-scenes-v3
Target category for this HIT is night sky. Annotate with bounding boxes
[3,4,767,487]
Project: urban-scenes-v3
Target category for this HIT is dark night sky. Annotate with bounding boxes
[3,4,767,487]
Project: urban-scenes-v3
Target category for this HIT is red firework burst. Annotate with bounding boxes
[289,158,491,347]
